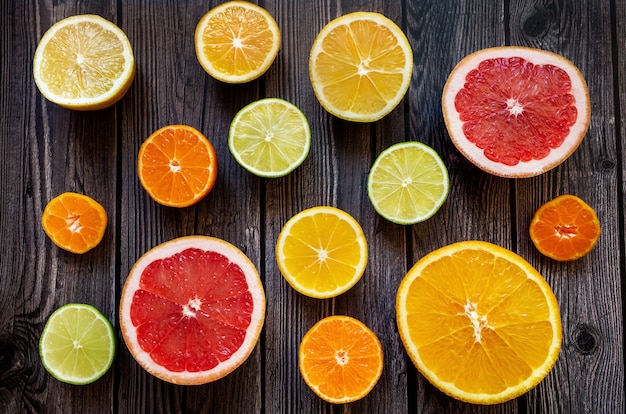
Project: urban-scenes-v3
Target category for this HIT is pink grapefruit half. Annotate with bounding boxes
[120,236,265,385]
[442,46,590,178]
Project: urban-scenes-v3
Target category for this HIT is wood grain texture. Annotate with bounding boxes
[1,0,624,413]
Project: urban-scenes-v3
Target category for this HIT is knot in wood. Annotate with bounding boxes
[522,3,557,38]
[571,324,600,355]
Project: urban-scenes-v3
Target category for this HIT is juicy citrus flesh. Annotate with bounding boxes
[195,1,281,83]
[530,194,601,261]
[309,12,413,122]
[299,315,383,404]
[367,142,449,225]
[138,125,217,208]
[120,236,265,385]
[33,14,135,110]
[41,192,108,254]
[396,241,562,404]
[276,206,368,299]
[40,304,116,385]
[442,46,590,177]
[229,98,311,177]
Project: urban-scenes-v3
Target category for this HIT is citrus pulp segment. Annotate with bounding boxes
[299,315,383,404]
[119,236,265,385]
[138,125,218,208]
[442,46,590,178]
[396,241,562,404]
[41,192,108,254]
[33,14,135,110]
[229,98,311,177]
[309,12,413,122]
[195,1,281,83]
[276,206,368,299]
[367,141,449,225]
[529,194,601,261]
[40,304,116,385]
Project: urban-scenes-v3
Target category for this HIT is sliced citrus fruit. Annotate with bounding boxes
[40,303,116,385]
[138,125,218,208]
[367,141,449,225]
[276,206,368,299]
[309,11,413,122]
[119,236,265,385]
[396,240,562,404]
[299,315,383,404]
[195,1,281,83]
[228,98,311,178]
[41,192,108,254]
[33,14,135,110]
[442,46,590,178]
[529,194,601,261]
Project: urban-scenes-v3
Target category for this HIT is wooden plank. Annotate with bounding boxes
[511,0,625,412]
[117,1,263,413]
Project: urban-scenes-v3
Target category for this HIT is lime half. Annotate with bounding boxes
[367,141,449,225]
[40,303,116,385]
[229,98,311,178]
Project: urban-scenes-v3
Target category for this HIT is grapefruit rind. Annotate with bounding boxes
[396,240,562,404]
[119,236,265,385]
[442,46,590,178]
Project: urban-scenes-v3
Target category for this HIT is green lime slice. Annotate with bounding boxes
[40,303,116,385]
[367,141,449,225]
[229,98,311,178]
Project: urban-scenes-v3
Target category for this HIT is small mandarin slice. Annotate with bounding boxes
[529,194,601,261]
[41,192,108,254]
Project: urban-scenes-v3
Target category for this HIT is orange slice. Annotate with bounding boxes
[309,12,413,122]
[275,206,368,299]
[529,194,601,261]
[138,125,218,208]
[396,241,562,404]
[195,1,281,83]
[33,14,135,110]
[41,192,108,254]
[299,315,383,404]
[442,46,590,177]
[119,236,266,385]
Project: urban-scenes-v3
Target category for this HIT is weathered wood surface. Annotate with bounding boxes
[1,0,624,412]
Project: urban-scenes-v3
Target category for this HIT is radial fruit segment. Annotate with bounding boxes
[120,236,265,385]
[396,240,562,404]
[442,46,590,177]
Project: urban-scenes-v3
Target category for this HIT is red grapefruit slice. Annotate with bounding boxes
[120,236,265,385]
[442,46,590,178]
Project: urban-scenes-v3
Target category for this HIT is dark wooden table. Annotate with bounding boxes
[2,0,624,412]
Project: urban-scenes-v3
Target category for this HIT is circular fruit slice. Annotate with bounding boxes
[33,14,135,110]
[120,236,265,385]
[299,315,383,404]
[195,1,281,83]
[442,46,590,178]
[529,194,601,261]
[276,206,368,299]
[367,141,449,225]
[138,125,218,208]
[41,192,108,254]
[309,12,413,122]
[396,241,562,404]
[40,304,116,385]
[229,98,311,177]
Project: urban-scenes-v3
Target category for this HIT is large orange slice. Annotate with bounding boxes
[309,12,413,122]
[119,236,265,385]
[195,1,281,83]
[299,315,383,404]
[442,46,590,177]
[41,192,108,254]
[529,194,601,261]
[138,125,218,208]
[396,241,562,404]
